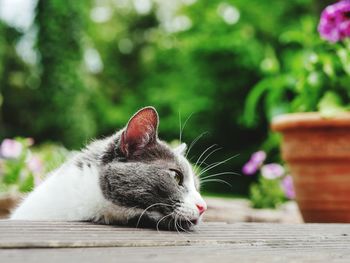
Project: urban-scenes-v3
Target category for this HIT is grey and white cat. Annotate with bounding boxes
[11,107,207,230]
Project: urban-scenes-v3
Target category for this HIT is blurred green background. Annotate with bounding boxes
[0,0,332,196]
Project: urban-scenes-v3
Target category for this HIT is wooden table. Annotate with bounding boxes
[1,220,350,262]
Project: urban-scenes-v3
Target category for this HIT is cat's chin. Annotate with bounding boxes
[123,212,200,231]
[160,215,202,232]
[166,219,198,232]
[190,219,198,225]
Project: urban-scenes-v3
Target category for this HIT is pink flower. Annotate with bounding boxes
[27,156,44,186]
[261,163,285,179]
[0,139,23,159]
[318,0,350,42]
[27,156,43,174]
[242,150,266,175]
[281,175,295,199]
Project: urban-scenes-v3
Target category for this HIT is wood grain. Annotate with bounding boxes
[0,220,349,262]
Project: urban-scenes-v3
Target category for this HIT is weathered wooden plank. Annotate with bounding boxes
[0,220,350,262]
[0,246,350,263]
[0,220,349,249]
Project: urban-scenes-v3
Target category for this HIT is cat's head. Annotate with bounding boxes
[99,107,207,230]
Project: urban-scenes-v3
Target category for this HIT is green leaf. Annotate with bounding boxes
[242,78,273,127]
[249,176,286,209]
[318,91,346,118]
[18,174,35,193]
[242,75,293,127]
[337,48,350,75]
[3,161,22,185]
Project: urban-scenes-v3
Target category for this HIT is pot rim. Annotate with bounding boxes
[271,112,350,131]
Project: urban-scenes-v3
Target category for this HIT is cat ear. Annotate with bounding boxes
[120,107,159,157]
[174,143,187,156]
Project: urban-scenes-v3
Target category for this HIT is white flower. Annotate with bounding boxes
[261,163,285,179]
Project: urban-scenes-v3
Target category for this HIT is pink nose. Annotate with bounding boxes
[196,204,206,215]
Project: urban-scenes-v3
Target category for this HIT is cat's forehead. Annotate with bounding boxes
[132,140,176,162]
[132,141,189,170]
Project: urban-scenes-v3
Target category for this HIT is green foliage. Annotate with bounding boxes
[0,21,33,139]
[0,138,35,192]
[249,176,286,209]
[243,16,350,127]
[83,0,317,194]
[243,150,292,208]
[0,0,328,195]
[0,137,68,193]
[34,0,96,148]
[34,143,69,173]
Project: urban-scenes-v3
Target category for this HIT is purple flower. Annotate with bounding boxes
[0,139,23,159]
[318,0,350,42]
[242,161,259,175]
[242,150,266,175]
[281,175,295,199]
[250,151,266,165]
[261,163,285,179]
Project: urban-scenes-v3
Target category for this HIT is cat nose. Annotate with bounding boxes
[196,203,207,215]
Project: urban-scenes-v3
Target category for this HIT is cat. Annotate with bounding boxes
[11,107,207,231]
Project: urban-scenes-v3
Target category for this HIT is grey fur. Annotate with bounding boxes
[74,107,200,230]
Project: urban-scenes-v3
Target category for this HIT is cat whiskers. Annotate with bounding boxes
[179,112,194,144]
[179,213,196,234]
[195,154,240,189]
[200,178,232,188]
[171,207,196,234]
[185,131,208,158]
[201,171,240,180]
[173,214,180,234]
[198,154,239,177]
[193,144,218,173]
[174,213,190,234]
[156,212,174,233]
[174,213,187,236]
[136,203,173,228]
[195,147,222,174]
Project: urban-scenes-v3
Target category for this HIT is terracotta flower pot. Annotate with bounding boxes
[272,112,350,223]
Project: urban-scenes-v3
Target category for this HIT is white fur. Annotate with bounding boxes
[11,156,141,222]
[175,154,207,220]
[173,142,207,220]
[11,146,206,224]
[174,143,187,156]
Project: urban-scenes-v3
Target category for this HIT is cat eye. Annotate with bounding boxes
[169,169,183,185]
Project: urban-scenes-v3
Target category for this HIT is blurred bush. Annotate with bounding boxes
[243,16,350,127]
[34,0,96,147]
[0,0,327,195]
[0,137,68,194]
